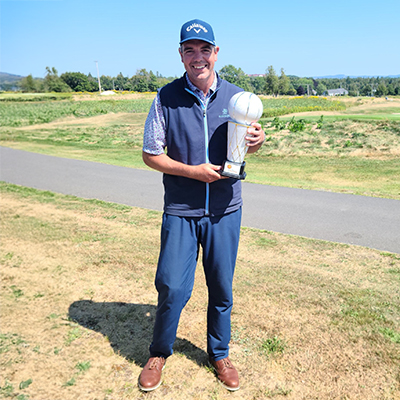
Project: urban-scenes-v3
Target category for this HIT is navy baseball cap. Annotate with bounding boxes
[179,19,216,46]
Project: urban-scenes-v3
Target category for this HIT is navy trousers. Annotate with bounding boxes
[149,208,242,361]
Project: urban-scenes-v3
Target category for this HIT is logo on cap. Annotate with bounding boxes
[186,23,208,34]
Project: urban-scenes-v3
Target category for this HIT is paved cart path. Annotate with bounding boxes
[1,146,399,254]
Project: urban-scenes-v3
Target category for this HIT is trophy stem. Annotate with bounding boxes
[220,120,249,180]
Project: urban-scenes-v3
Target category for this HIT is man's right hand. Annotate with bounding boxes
[142,152,226,183]
[191,163,227,183]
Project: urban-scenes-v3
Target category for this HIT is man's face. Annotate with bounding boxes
[179,40,219,89]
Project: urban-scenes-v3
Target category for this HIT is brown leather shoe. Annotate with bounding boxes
[209,357,240,391]
[138,357,166,392]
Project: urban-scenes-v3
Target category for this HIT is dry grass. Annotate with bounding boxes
[12,112,142,131]
[72,93,156,102]
[1,184,399,400]
[261,118,400,157]
[283,97,400,118]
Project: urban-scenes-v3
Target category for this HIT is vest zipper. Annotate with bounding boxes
[202,106,210,216]
[185,87,220,217]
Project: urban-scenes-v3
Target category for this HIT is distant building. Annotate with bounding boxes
[323,88,349,96]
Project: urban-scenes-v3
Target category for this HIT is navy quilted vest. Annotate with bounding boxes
[159,74,243,217]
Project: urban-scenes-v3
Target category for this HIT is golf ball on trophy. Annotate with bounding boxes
[228,92,263,125]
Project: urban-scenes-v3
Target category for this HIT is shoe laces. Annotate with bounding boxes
[149,357,164,370]
[222,358,233,369]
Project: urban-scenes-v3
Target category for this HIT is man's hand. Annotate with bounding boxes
[142,152,225,183]
[190,163,226,183]
[246,122,265,154]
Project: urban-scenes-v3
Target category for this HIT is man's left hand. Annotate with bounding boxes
[246,122,265,153]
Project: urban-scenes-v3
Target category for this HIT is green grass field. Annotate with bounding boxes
[260,96,346,117]
[1,93,399,199]
[0,98,154,127]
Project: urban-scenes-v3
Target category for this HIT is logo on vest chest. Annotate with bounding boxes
[219,108,230,118]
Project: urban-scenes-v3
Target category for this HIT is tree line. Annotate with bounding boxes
[16,67,170,94]
[14,66,400,97]
[221,65,400,97]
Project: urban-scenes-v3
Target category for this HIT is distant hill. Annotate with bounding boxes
[3,71,400,83]
[0,72,24,83]
[312,74,400,79]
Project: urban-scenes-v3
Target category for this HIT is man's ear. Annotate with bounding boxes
[214,46,220,60]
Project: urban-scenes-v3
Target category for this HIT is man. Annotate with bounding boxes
[139,19,265,392]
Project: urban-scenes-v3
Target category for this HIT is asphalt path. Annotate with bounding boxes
[1,146,399,254]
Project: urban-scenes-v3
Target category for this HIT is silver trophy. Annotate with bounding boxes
[220,92,263,180]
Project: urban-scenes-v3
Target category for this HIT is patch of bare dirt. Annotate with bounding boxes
[72,93,155,101]
[284,97,400,118]
[15,112,144,131]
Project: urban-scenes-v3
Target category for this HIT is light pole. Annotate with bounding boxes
[95,61,102,94]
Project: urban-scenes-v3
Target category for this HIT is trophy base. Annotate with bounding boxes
[220,160,247,180]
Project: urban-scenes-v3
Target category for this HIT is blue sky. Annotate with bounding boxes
[1,0,399,79]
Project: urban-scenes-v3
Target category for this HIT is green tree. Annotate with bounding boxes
[130,69,150,92]
[249,76,265,94]
[316,82,327,96]
[100,75,113,91]
[219,65,251,91]
[60,72,94,92]
[348,82,359,97]
[297,78,313,95]
[86,73,100,92]
[387,83,395,95]
[19,74,39,92]
[148,70,160,92]
[44,67,72,92]
[360,83,372,96]
[297,85,305,95]
[278,68,290,95]
[264,65,279,96]
[375,82,388,97]
[115,72,127,91]
[129,69,165,92]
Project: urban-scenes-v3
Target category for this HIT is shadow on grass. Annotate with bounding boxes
[68,300,208,367]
